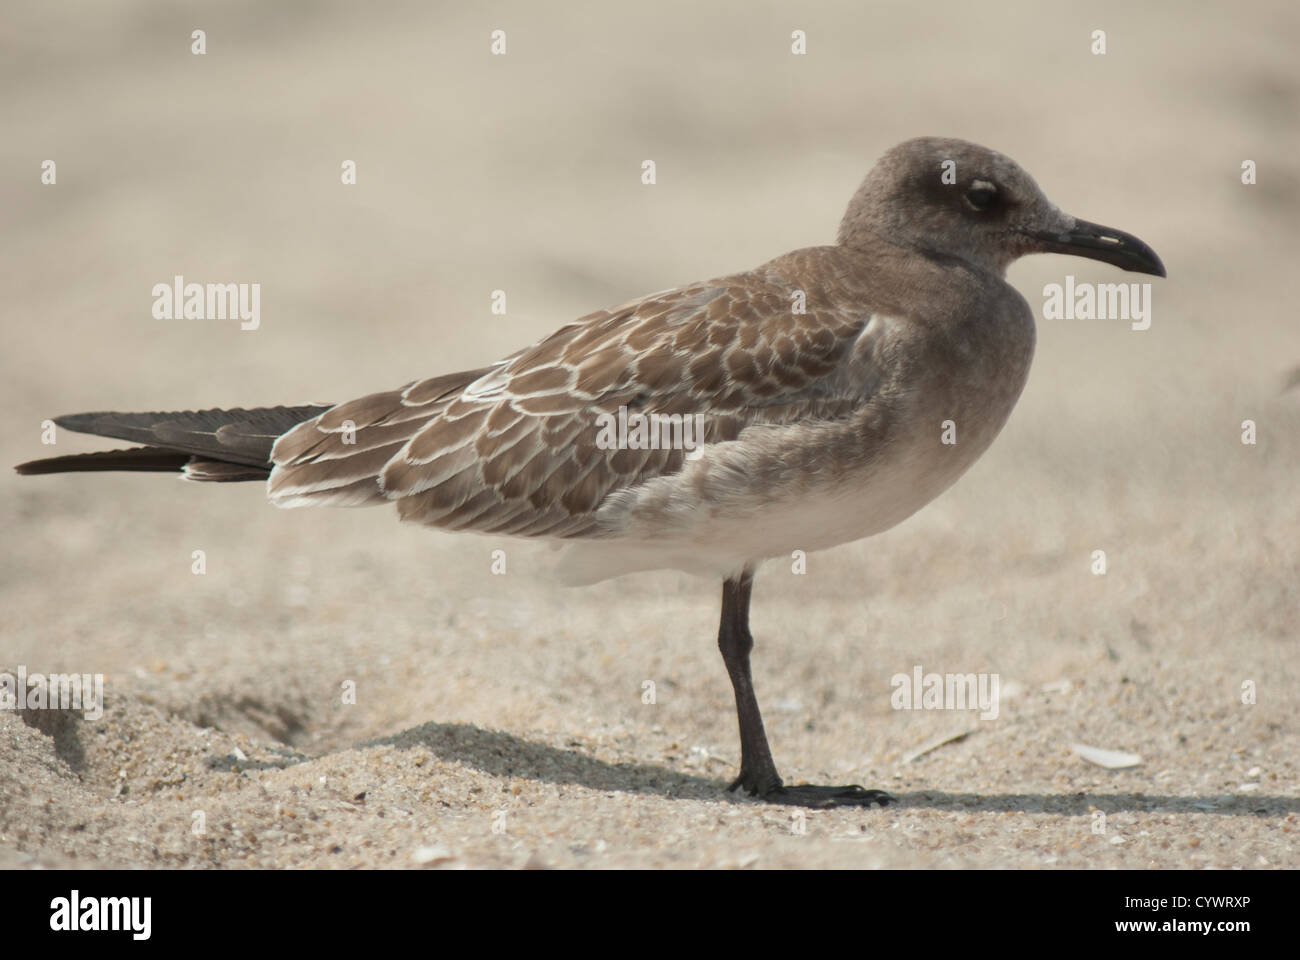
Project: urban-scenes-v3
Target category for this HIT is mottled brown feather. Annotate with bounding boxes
[268,249,883,536]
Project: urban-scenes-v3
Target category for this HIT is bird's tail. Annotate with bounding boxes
[13,405,332,482]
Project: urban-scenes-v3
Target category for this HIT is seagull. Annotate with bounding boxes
[16,137,1166,807]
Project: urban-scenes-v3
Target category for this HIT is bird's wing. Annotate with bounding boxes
[268,263,885,538]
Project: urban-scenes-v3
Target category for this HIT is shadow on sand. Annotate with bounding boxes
[363,720,1300,816]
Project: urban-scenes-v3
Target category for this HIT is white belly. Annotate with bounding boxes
[553,401,993,585]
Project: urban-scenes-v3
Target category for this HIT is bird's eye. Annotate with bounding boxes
[964,181,999,212]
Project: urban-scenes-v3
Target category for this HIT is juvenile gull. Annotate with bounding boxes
[17,137,1166,808]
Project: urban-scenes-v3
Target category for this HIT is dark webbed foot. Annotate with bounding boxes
[729,775,893,808]
[763,784,894,808]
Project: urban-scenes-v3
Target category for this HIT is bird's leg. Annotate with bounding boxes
[717,571,782,796]
[717,571,893,809]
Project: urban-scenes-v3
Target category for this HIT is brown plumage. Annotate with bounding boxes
[266,259,875,542]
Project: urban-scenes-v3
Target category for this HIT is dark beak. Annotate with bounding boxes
[1030,218,1166,277]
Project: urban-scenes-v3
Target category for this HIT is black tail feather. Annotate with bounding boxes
[15,446,192,476]
[15,404,331,480]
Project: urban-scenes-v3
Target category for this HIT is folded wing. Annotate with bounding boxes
[268,263,880,539]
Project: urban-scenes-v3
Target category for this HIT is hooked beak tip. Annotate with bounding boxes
[1033,218,1166,278]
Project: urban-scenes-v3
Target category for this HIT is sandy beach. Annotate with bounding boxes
[2,0,1297,869]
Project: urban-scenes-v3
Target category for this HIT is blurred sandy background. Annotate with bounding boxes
[2,0,1297,869]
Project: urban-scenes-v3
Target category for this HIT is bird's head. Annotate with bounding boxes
[839,136,1166,279]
